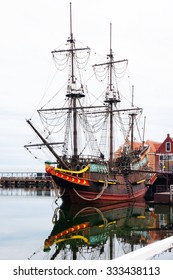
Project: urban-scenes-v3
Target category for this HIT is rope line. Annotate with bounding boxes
[72,180,108,201]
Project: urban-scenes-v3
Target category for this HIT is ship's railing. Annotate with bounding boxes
[49,155,108,168]
[65,155,106,162]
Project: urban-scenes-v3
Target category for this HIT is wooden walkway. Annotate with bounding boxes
[0,172,54,189]
[154,191,173,204]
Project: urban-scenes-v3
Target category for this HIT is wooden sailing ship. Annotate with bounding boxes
[25,3,150,204]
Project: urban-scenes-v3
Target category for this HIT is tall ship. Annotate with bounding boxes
[25,3,150,204]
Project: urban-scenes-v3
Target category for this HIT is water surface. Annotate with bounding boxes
[0,191,56,259]
[0,189,173,260]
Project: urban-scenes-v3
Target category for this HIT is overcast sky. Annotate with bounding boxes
[0,0,173,172]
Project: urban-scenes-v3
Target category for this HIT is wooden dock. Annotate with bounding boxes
[0,172,54,190]
[152,185,173,204]
[154,192,173,204]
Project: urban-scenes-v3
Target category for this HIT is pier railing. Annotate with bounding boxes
[0,171,49,178]
[0,171,53,189]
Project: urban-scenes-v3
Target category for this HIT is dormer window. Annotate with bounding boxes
[166,142,171,152]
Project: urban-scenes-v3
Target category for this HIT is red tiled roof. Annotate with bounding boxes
[114,140,161,154]
[145,140,161,152]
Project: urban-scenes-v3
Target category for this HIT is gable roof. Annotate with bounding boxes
[145,140,161,153]
[114,140,161,155]
[156,134,173,153]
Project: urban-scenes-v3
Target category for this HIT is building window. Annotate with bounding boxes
[160,155,163,161]
[166,142,171,152]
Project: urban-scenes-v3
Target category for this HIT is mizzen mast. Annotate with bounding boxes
[129,85,137,150]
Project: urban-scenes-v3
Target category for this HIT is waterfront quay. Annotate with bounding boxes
[0,171,54,190]
[1,170,173,203]
[146,171,173,204]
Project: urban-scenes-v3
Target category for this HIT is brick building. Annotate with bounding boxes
[114,134,173,172]
[155,134,173,172]
[114,135,173,199]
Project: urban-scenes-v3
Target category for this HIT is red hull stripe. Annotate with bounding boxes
[54,223,89,240]
[44,223,89,249]
[46,166,90,186]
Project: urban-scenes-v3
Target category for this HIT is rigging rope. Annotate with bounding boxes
[73,206,108,226]
[72,180,108,201]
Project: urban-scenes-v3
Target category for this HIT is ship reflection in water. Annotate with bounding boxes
[41,201,173,260]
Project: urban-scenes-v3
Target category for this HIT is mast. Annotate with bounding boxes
[93,23,127,165]
[142,116,146,146]
[108,23,115,166]
[52,2,90,162]
[69,2,77,158]
[129,85,137,150]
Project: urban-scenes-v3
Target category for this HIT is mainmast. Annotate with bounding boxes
[93,23,127,166]
[51,2,90,162]
[105,23,120,166]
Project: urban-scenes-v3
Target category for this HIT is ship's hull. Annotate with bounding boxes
[56,183,147,204]
[46,164,148,204]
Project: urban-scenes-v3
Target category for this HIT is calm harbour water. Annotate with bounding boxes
[0,188,173,260]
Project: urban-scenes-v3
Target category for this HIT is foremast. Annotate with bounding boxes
[26,3,91,168]
[52,2,90,163]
